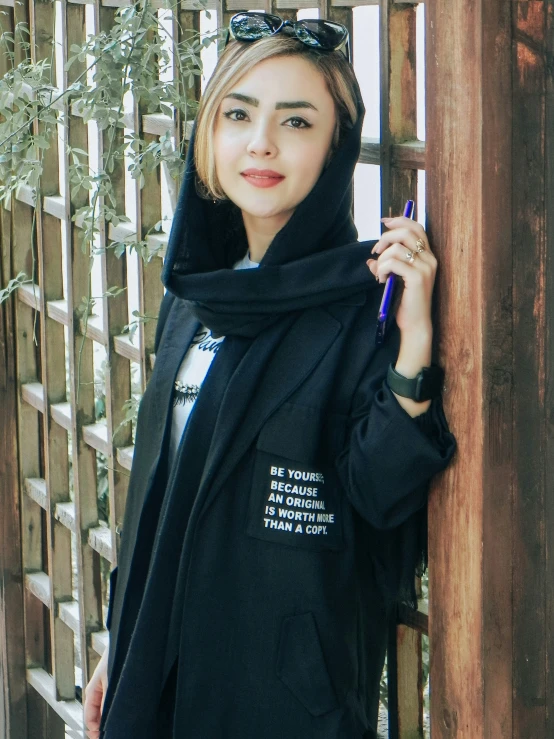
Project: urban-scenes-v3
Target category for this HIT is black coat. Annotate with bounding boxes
[100,70,456,738]
[102,291,455,738]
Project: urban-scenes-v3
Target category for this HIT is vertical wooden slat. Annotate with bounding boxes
[479,2,514,736]
[62,0,102,694]
[136,9,164,391]
[379,2,421,736]
[380,0,417,220]
[512,3,548,737]
[11,99,48,739]
[10,0,44,675]
[30,0,75,704]
[0,9,28,734]
[545,6,554,736]
[96,2,132,572]
[395,626,423,738]
[10,0,51,724]
[426,0,492,733]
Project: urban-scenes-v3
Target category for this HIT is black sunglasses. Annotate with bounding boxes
[225,12,352,64]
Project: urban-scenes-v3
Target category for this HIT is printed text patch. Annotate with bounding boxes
[246,451,343,551]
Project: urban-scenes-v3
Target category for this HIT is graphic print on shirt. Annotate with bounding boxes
[169,326,225,461]
[246,450,344,551]
[172,328,224,407]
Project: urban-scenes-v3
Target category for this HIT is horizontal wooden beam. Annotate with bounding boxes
[88,525,113,563]
[58,601,80,635]
[116,445,134,471]
[91,630,109,656]
[25,572,51,608]
[26,668,83,733]
[23,478,48,510]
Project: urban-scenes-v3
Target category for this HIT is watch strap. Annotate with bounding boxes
[387,363,444,402]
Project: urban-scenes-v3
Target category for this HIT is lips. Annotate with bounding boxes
[241,169,285,179]
[240,168,285,189]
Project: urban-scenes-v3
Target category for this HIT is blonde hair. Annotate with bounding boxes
[194,35,360,201]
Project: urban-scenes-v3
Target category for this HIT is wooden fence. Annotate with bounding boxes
[2,0,552,737]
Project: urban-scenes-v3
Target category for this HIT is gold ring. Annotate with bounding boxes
[415,238,426,253]
[405,250,416,264]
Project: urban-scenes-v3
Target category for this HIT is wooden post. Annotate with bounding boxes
[426,0,553,736]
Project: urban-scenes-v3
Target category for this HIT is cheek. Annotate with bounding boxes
[214,138,237,181]
[291,140,332,181]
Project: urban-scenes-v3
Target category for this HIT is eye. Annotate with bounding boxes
[285,117,312,129]
[222,108,249,122]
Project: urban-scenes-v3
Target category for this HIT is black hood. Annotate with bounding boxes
[162,69,378,337]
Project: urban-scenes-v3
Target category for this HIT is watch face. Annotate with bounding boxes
[418,367,444,401]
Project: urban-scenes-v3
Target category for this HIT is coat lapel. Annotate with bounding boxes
[196,308,342,523]
[152,300,200,440]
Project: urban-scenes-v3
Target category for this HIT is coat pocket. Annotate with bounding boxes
[277,612,339,717]
[245,404,344,552]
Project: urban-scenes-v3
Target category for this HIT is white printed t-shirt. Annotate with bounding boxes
[169,251,259,463]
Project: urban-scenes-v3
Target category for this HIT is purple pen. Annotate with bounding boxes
[374,199,415,346]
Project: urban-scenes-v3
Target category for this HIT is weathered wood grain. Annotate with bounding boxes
[379,2,423,735]
[96,1,133,576]
[545,6,554,737]
[427,0,553,737]
[512,3,549,737]
[0,173,29,739]
[62,0,103,694]
[31,0,76,703]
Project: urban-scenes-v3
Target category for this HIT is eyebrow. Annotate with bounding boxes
[224,92,318,111]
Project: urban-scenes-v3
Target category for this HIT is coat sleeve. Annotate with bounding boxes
[105,290,177,632]
[335,327,456,531]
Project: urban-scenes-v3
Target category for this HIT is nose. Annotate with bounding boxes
[246,119,278,158]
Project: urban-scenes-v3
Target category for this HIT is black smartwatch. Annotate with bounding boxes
[386,363,444,402]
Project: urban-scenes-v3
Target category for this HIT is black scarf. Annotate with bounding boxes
[161,73,377,338]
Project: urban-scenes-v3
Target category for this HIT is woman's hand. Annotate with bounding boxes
[367,216,436,336]
[84,646,109,738]
[367,215,437,416]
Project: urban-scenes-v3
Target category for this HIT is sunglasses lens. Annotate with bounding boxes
[230,13,282,41]
[296,20,347,50]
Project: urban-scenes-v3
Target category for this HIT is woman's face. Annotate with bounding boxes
[213,54,337,230]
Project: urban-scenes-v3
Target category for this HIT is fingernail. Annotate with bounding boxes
[381,217,393,223]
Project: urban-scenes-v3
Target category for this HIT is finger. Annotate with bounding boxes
[85,714,101,739]
[84,688,103,737]
[85,720,100,739]
[383,244,436,278]
[100,677,107,713]
[375,254,427,285]
[376,243,431,271]
[372,228,432,256]
[381,216,428,242]
[366,257,379,280]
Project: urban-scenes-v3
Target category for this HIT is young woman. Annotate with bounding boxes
[85,13,456,738]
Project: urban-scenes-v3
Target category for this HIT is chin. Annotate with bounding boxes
[242,203,290,219]
[233,194,295,220]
